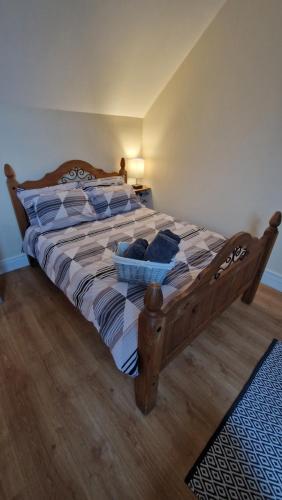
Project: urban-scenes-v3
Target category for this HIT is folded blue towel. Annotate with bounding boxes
[123,238,148,260]
[160,229,181,244]
[144,230,180,263]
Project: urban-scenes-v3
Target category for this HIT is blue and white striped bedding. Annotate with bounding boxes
[33,188,96,229]
[23,207,225,376]
[17,182,78,226]
[17,176,125,227]
[78,176,124,188]
[88,184,140,219]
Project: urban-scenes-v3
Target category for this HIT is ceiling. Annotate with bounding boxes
[0,0,225,117]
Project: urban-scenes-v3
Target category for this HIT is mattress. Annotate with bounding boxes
[23,207,225,376]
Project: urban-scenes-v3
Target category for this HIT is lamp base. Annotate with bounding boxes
[133,184,143,189]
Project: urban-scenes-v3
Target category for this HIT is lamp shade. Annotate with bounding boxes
[127,158,144,179]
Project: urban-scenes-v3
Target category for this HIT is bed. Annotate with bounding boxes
[4,159,281,414]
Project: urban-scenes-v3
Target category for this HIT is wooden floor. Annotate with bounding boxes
[0,268,281,500]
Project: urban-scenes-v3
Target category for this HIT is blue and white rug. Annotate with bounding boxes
[185,339,282,499]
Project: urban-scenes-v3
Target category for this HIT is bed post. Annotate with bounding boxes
[242,211,281,304]
[4,164,30,238]
[135,284,165,415]
[4,164,35,267]
[119,157,127,183]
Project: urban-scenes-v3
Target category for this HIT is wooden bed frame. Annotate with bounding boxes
[4,159,281,414]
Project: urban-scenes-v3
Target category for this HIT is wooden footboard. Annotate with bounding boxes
[135,212,281,414]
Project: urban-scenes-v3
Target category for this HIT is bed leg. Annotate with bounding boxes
[242,211,281,304]
[135,284,165,415]
[28,256,38,267]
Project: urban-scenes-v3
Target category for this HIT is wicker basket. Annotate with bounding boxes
[113,242,175,285]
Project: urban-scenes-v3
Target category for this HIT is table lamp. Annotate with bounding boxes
[127,158,144,189]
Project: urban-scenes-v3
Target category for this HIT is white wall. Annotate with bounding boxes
[0,0,224,117]
[143,0,282,277]
[0,105,142,264]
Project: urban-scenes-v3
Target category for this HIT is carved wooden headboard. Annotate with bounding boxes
[4,158,127,237]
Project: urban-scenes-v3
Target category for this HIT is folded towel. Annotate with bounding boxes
[144,230,180,263]
[160,229,181,244]
[123,238,148,260]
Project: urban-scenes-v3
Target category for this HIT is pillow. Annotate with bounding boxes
[79,176,124,191]
[88,185,140,220]
[89,183,133,195]
[17,182,78,226]
[33,188,96,229]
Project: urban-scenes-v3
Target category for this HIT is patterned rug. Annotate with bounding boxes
[185,339,282,499]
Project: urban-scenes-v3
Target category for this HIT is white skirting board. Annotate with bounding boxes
[0,253,281,292]
[261,269,282,292]
[0,253,29,275]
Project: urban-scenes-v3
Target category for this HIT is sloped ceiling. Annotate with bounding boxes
[0,0,224,117]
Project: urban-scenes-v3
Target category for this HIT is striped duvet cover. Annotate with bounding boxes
[23,207,225,376]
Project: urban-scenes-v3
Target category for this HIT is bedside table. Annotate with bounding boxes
[133,185,152,208]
